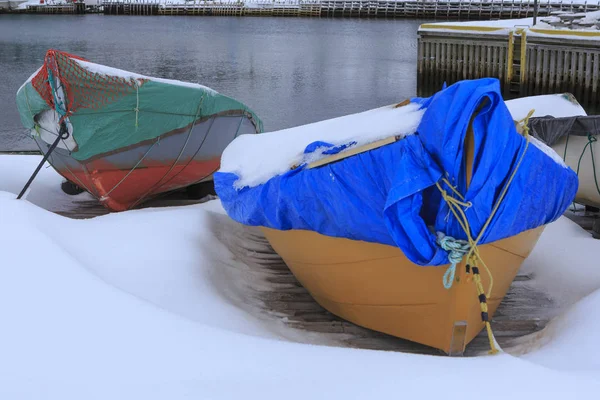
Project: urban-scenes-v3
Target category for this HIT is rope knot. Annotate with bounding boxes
[436,232,471,289]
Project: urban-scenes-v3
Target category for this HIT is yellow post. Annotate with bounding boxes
[506,30,515,87]
[520,30,527,89]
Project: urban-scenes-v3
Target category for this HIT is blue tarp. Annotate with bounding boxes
[214,78,578,267]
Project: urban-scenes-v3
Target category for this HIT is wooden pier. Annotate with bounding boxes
[9,0,600,19]
[418,23,600,113]
[11,1,87,13]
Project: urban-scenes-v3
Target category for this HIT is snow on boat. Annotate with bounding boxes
[515,94,600,208]
[214,78,578,355]
[16,50,262,211]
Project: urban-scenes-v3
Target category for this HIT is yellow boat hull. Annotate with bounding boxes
[261,225,545,355]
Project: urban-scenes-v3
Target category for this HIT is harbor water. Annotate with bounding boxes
[0,14,425,151]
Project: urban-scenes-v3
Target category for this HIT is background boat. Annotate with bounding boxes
[16,50,262,211]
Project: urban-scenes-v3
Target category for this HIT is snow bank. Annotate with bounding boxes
[1,153,600,397]
[0,188,600,398]
[0,154,95,212]
[521,217,600,308]
[220,102,425,189]
[520,288,600,372]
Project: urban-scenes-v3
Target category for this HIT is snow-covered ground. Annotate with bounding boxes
[1,150,600,398]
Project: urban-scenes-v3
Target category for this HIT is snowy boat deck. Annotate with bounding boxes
[42,183,598,356]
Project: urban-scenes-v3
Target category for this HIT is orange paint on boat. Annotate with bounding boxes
[54,157,220,211]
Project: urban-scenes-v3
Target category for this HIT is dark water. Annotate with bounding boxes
[0,14,426,151]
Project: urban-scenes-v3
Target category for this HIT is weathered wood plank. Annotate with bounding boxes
[536,47,543,95]
[549,48,556,93]
[542,48,550,94]
[570,49,578,96]
[555,49,563,93]
[577,51,585,102]
[584,52,592,107]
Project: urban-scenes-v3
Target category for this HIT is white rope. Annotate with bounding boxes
[135,80,140,128]
[99,139,160,201]
[127,95,206,209]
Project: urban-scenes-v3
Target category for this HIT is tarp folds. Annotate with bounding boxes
[528,115,600,146]
[215,78,579,267]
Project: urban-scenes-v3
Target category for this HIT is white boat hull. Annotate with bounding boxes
[553,135,600,208]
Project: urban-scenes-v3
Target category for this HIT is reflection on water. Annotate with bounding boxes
[0,15,426,151]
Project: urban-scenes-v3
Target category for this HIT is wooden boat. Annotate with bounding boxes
[214,79,577,356]
[261,227,544,355]
[16,49,262,211]
[259,121,545,355]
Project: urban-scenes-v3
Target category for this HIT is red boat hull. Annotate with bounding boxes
[35,113,258,211]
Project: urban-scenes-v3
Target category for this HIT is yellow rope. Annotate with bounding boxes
[435,108,535,355]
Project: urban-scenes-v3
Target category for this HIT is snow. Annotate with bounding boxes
[446,18,534,28]
[530,134,569,167]
[220,102,425,189]
[520,289,600,372]
[512,217,600,372]
[521,217,600,309]
[73,59,217,93]
[3,79,600,397]
[0,155,95,212]
[418,17,554,35]
[419,12,600,38]
[16,0,44,10]
[422,17,535,30]
[16,58,217,102]
[580,10,600,25]
[505,93,587,121]
[15,0,99,7]
[1,153,600,398]
[220,94,580,190]
[57,58,215,93]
